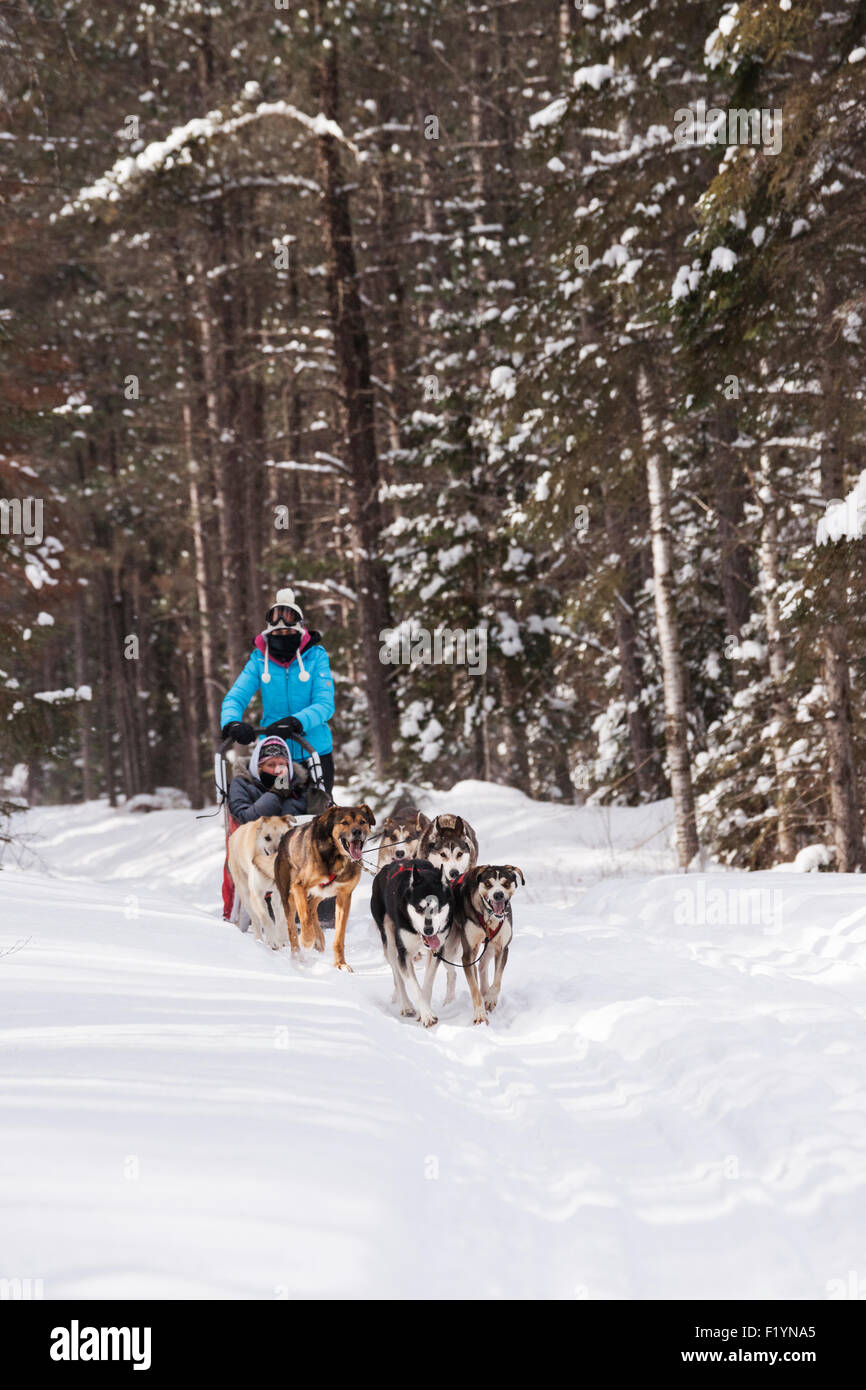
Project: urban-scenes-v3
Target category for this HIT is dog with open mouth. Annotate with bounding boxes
[423,864,524,1024]
[265,804,375,970]
[370,858,455,1027]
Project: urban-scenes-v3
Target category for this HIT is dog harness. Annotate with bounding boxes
[468,900,506,941]
[284,821,338,890]
[387,862,455,953]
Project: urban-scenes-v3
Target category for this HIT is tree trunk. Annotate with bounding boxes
[638,365,698,866]
[603,493,661,800]
[182,399,220,738]
[74,603,93,800]
[713,403,752,650]
[819,434,864,870]
[756,448,798,862]
[194,248,244,675]
[312,19,395,774]
[375,96,408,458]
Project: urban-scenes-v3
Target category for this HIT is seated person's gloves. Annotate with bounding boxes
[278,789,307,817]
[251,791,283,818]
[221,721,256,745]
[264,716,304,740]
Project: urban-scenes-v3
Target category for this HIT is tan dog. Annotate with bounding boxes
[376,807,430,869]
[265,804,375,970]
[227,815,295,948]
[423,864,524,1024]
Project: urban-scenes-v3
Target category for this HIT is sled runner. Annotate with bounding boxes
[216,727,333,924]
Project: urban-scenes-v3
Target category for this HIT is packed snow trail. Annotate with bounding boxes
[2,784,865,1299]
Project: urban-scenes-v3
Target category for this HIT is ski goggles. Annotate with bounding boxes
[265,604,302,628]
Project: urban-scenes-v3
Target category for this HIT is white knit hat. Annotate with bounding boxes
[267,587,303,623]
[261,587,310,685]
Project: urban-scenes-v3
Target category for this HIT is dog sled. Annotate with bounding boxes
[215,727,333,925]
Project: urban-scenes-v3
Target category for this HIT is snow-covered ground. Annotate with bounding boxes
[1,783,865,1299]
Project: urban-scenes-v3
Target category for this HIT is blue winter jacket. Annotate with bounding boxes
[221,631,334,760]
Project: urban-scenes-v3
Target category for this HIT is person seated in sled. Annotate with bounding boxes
[227,733,306,824]
[220,588,336,922]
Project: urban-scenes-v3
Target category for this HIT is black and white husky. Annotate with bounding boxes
[370,859,455,1028]
[416,813,479,1003]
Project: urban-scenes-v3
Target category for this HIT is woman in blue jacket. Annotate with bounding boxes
[220,587,336,793]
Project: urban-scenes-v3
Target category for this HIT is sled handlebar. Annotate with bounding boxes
[218,727,320,761]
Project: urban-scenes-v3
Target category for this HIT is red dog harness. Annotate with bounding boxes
[468,901,506,941]
[282,825,337,891]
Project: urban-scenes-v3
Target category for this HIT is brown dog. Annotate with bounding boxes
[376,807,430,869]
[265,804,375,970]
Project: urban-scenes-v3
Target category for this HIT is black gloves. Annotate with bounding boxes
[264,716,304,739]
[221,721,256,745]
[222,716,304,744]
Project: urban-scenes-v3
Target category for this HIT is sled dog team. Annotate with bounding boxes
[227,802,524,1027]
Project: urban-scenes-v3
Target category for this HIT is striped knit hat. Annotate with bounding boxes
[249,735,292,781]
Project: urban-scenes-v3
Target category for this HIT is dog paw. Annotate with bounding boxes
[420,1013,438,1028]
[483,993,498,1011]
[473,1010,488,1026]
[335,960,353,972]
[400,1005,416,1017]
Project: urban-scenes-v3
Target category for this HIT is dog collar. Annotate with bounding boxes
[319,872,337,889]
[470,900,506,940]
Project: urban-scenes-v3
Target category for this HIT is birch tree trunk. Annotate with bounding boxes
[182,399,220,737]
[638,366,698,866]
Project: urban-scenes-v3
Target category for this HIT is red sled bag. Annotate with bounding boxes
[215,747,245,924]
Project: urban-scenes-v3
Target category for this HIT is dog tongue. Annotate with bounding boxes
[348,842,363,861]
[426,935,441,951]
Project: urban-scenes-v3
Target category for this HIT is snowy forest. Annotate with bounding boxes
[3,0,866,872]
